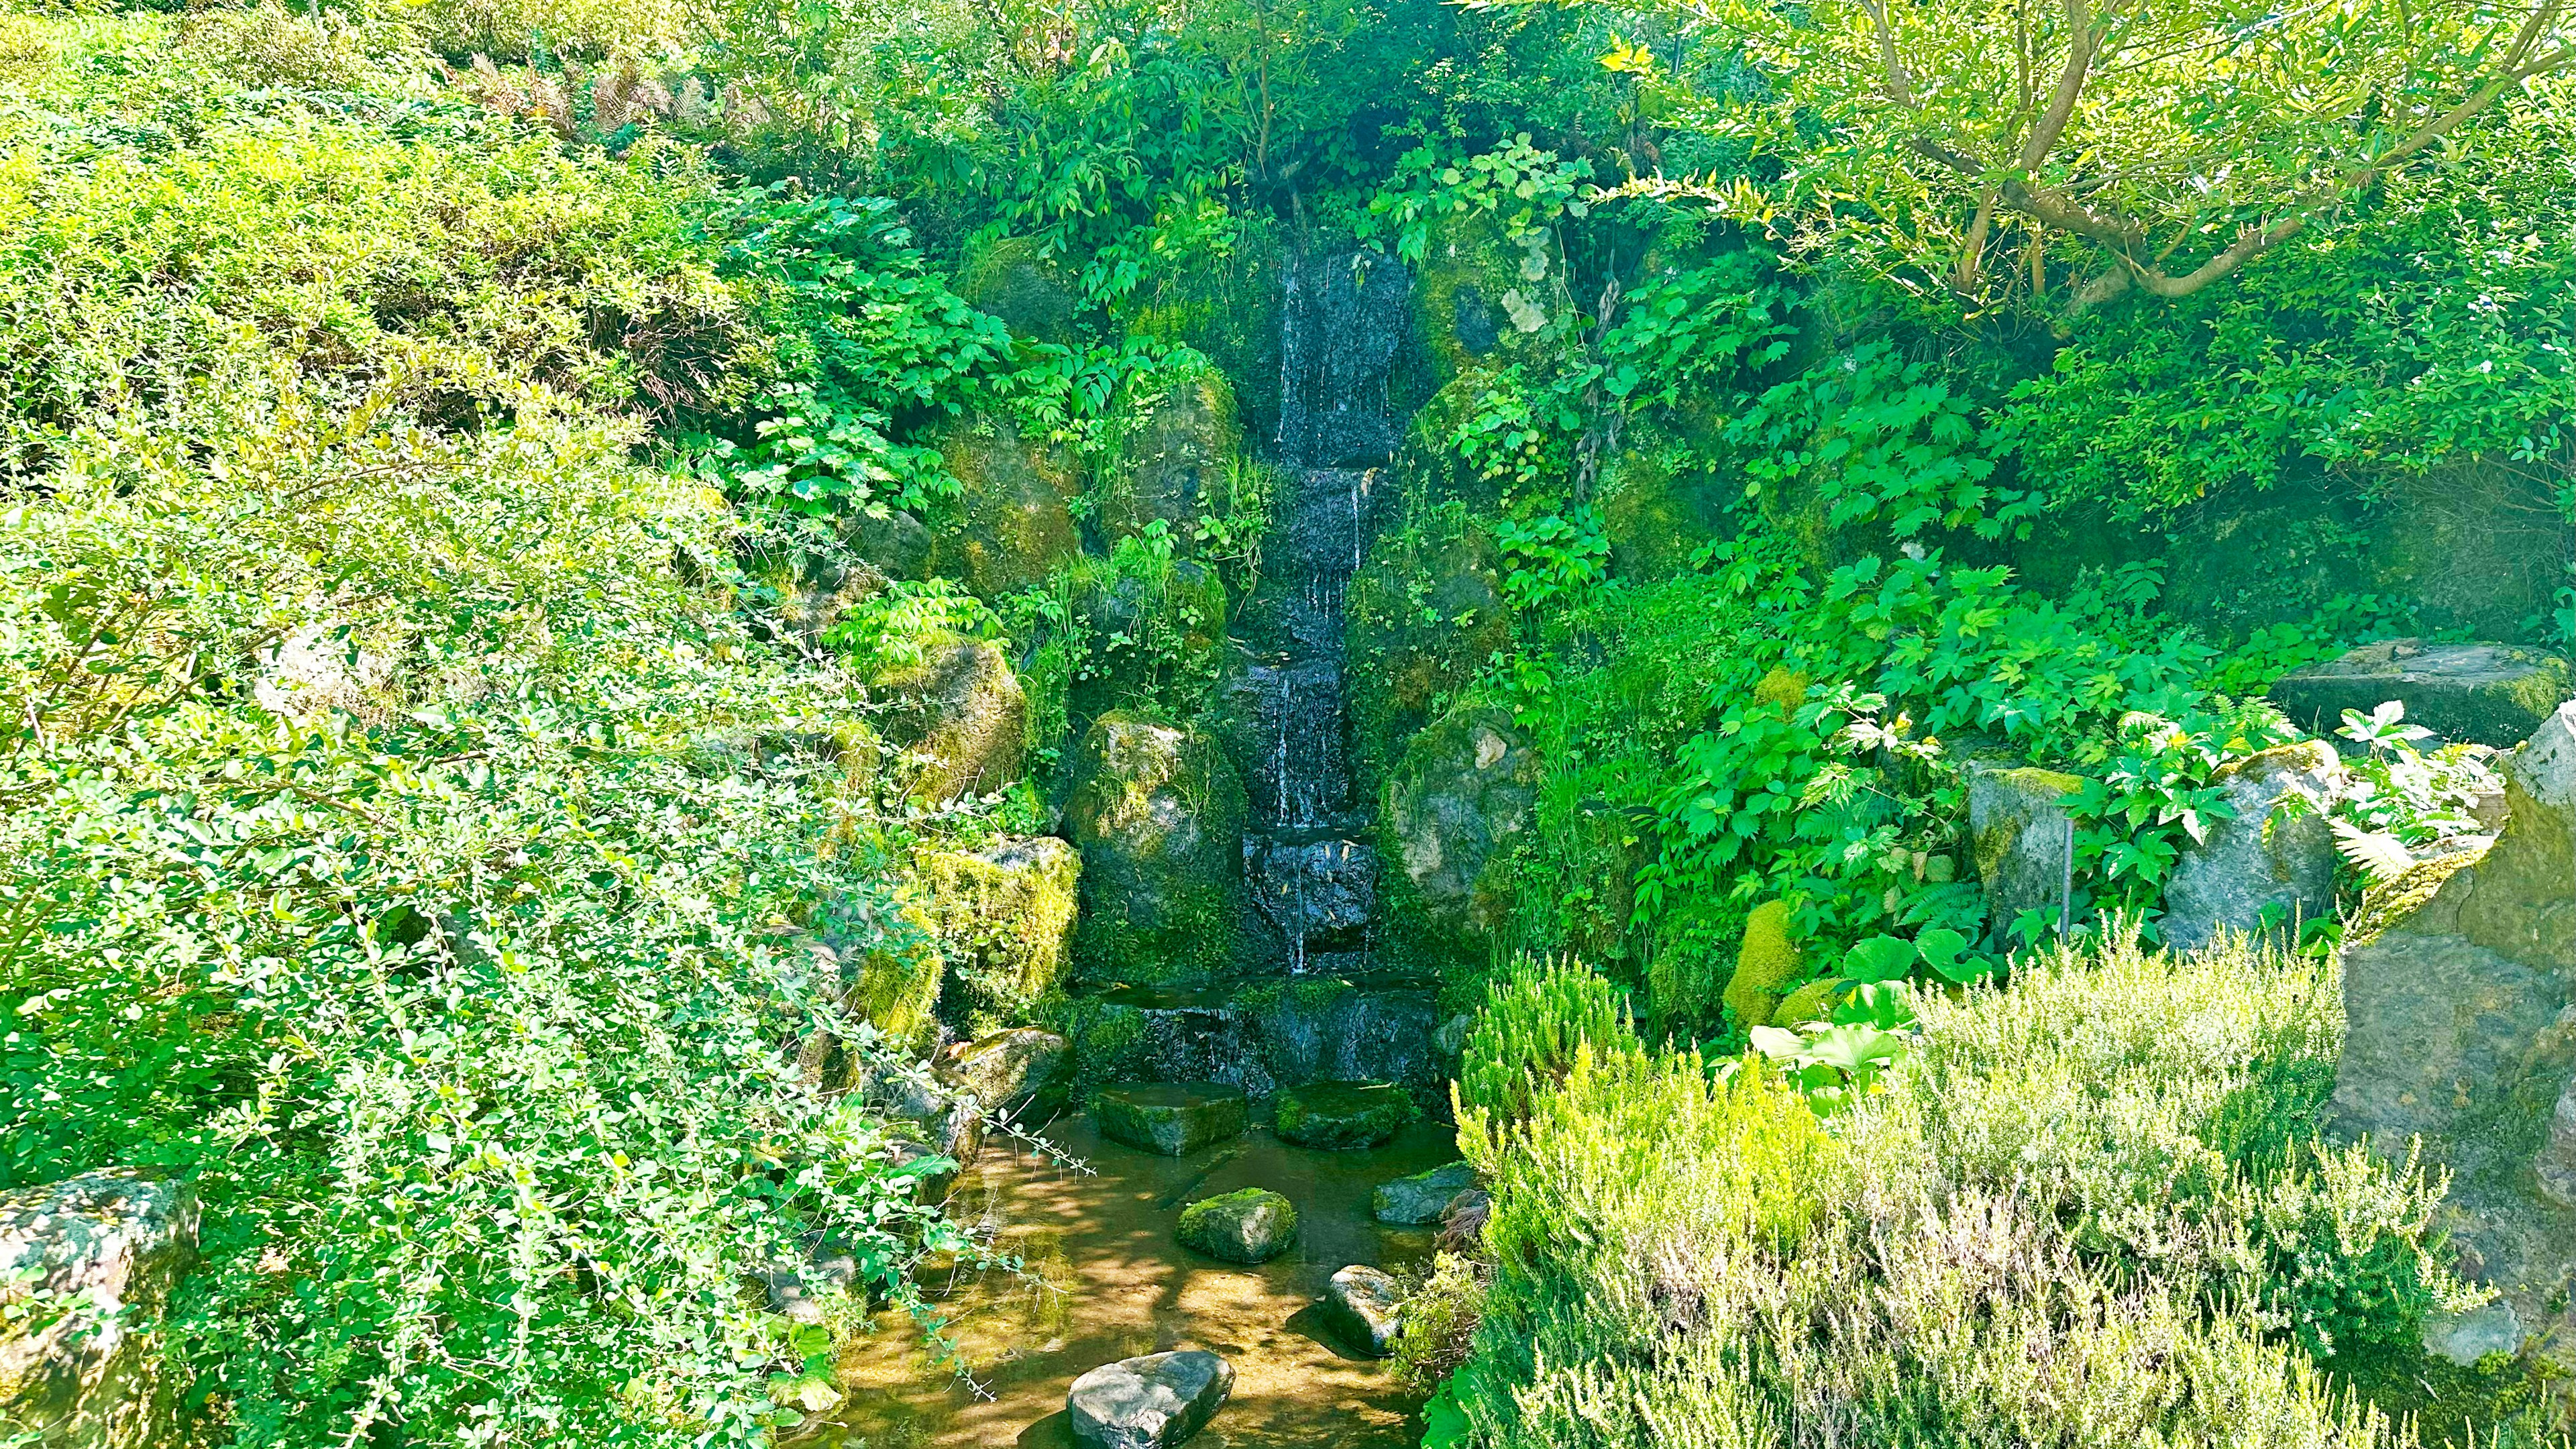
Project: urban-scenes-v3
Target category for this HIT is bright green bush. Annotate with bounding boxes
[1432,932,2478,1449]
[1454,955,1637,1124]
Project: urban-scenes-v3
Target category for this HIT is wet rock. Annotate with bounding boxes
[2271,639,2572,747]
[1063,982,1444,1106]
[1373,1160,1477,1226]
[1320,1265,1403,1357]
[868,635,1027,806]
[1385,706,1542,943]
[1,1170,199,1449]
[923,412,1083,598]
[2160,741,2345,954]
[1065,713,1248,985]
[950,1027,1074,1126]
[1067,1349,1235,1449]
[1093,1082,1249,1156]
[2334,700,2576,1345]
[1278,251,1411,468]
[1175,1187,1298,1265]
[1100,362,1240,547]
[1968,762,2085,938]
[1273,1081,1414,1149]
[1241,835,1375,963]
[914,836,1078,1025]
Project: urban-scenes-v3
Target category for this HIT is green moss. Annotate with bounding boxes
[1175,1186,1297,1262]
[1273,1081,1417,1149]
[922,413,1083,599]
[959,234,1081,344]
[1774,975,1849,1028]
[1064,712,1246,984]
[1723,900,1801,1029]
[848,905,946,1055]
[1095,360,1242,547]
[1409,212,1568,386]
[913,837,1079,1032]
[1972,767,2086,886]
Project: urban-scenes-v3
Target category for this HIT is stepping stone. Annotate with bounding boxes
[1093,1082,1248,1155]
[1320,1264,1403,1357]
[1176,1187,1298,1264]
[1069,1348,1235,1449]
[1372,1160,1478,1225]
[1273,1080,1414,1148]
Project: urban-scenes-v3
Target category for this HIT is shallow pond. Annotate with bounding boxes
[832,1115,1458,1447]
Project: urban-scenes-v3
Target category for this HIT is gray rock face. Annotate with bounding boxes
[1175,1188,1298,1265]
[2426,1301,2526,1367]
[1,1171,199,1449]
[1064,981,1445,1107]
[1967,763,2085,937]
[1068,1350,1234,1449]
[1386,707,1541,939]
[2271,639,2572,747]
[950,1027,1073,1126]
[1065,713,1248,986]
[1320,1265,1403,1357]
[1093,1082,1249,1157]
[1373,1161,1477,1226]
[2333,700,2576,1356]
[2160,741,2344,954]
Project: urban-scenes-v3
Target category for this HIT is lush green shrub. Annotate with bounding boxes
[1454,955,1637,1123]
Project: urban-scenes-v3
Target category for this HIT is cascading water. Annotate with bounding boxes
[1230,251,1412,973]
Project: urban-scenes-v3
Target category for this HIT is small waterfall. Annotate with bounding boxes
[1236,252,1410,973]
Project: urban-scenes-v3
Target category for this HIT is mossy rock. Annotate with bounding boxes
[1097,361,1241,549]
[961,235,1081,345]
[843,904,946,1057]
[866,633,1027,806]
[1723,900,1800,1030]
[1062,553,1230,725]
[1093,1081,1249,1156]
[1595,415,1735,581]
[1371,1159,1477,1225]
[1345,506,1511,798]
[2269,640,2574,748]
[1966,763,2086,936]
[950,1026,1074,1124]
[1175,1187,1297,1264]
[1112,213,1285,445]
[1065,712,1247,985]
[914,836,1079,1028]
[922,412,1083,599]
[1383,706,1541,953]
[1409,211,1568,386]
[1773,975,1849,1029]
[1273,1081,1415,1150]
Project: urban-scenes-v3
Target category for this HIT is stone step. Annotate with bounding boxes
[1092,1081,1249,1156]
[1274,1081,1416,1149]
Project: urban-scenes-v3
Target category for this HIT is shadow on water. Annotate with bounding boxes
[826,1116,1458,1448]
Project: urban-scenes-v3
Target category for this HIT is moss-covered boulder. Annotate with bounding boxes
[923,412,1083,599]
[1273,1081,1415,1149]
[950,1026,1074,1125]
[868,634,1026,806]
[2270,639,2572,747]
[1384,707,1541,947]
[1065,712,1247,984]
[1723,900,1801,1030]
[1371,1160,1477,1226]
[961,235,1081,345]
[1409,212,1566,386]
[1094,1081,1250,1156]
[1099,362,1240,548]
[829,902,946,1058]
[1064,555,1230,725]
[1114,214,1286,445]
[1967,762,2086,938]
[1175,1187,1297,1264]
[1772,975,1849,1029]
[914,836,1079,1028]
[2161,741,2344,954]
[1595,415,1734,582]
[1346,510,1512,797]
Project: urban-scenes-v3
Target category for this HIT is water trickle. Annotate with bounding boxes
[1236,254,1410,971]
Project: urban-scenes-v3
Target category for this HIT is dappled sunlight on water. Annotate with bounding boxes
[828,1116,1459,1447]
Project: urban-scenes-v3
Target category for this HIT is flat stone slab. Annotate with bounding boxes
[1273,1080,1414,1148]
[951,1026,1072,1124]
[1372,1160,1477,1225]
[1176,1187,1298,1264]
[1320,1264,1403,1357]
[1093,1082,1248,1156]
[1069,1348,1234,1449]
[2270,639,2571,747]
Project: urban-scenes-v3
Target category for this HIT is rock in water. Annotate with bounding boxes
[2160,741,2344,954]
[1320,1265,1403,1356]
[1175,1188,1298,1265]
[1067,1350,1235,1449]
[1,1170,199,1449]
[2271,639,2572,747]
[2334,699,2576,1356]
[1967,763,2084,938]
[1093,1082,1249,1156]
[1373,1161,1477,1225]
[949,1027,1073,1126]
[1273,1081,1415,1149]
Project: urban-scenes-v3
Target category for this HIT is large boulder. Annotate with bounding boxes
[1065,713,1248,983]
[1345,517,1512,799]
[1319,1265,1403,1357]
[868,635,1027,806]
[1385,707,1542,948]
[1372,1160,1477,1226]
[923,412,1083,599]
[1273,1081,1415,1149]
[1093,1082,1248,1156]
[1967,762,2084,939]
[1060,981,1445,1106]
[913,836,1078,1026]
[2333,700,2576,1358]
[1408,213,1566,387]
[949,1026,1074,1126]
[2271,640,2572,748]
[1175,1188,1297,1265]
[2159,741,2345,954]
[1,1171,199,1449]
[1099,363,1240,548]
[1067,1350,1234,1449]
